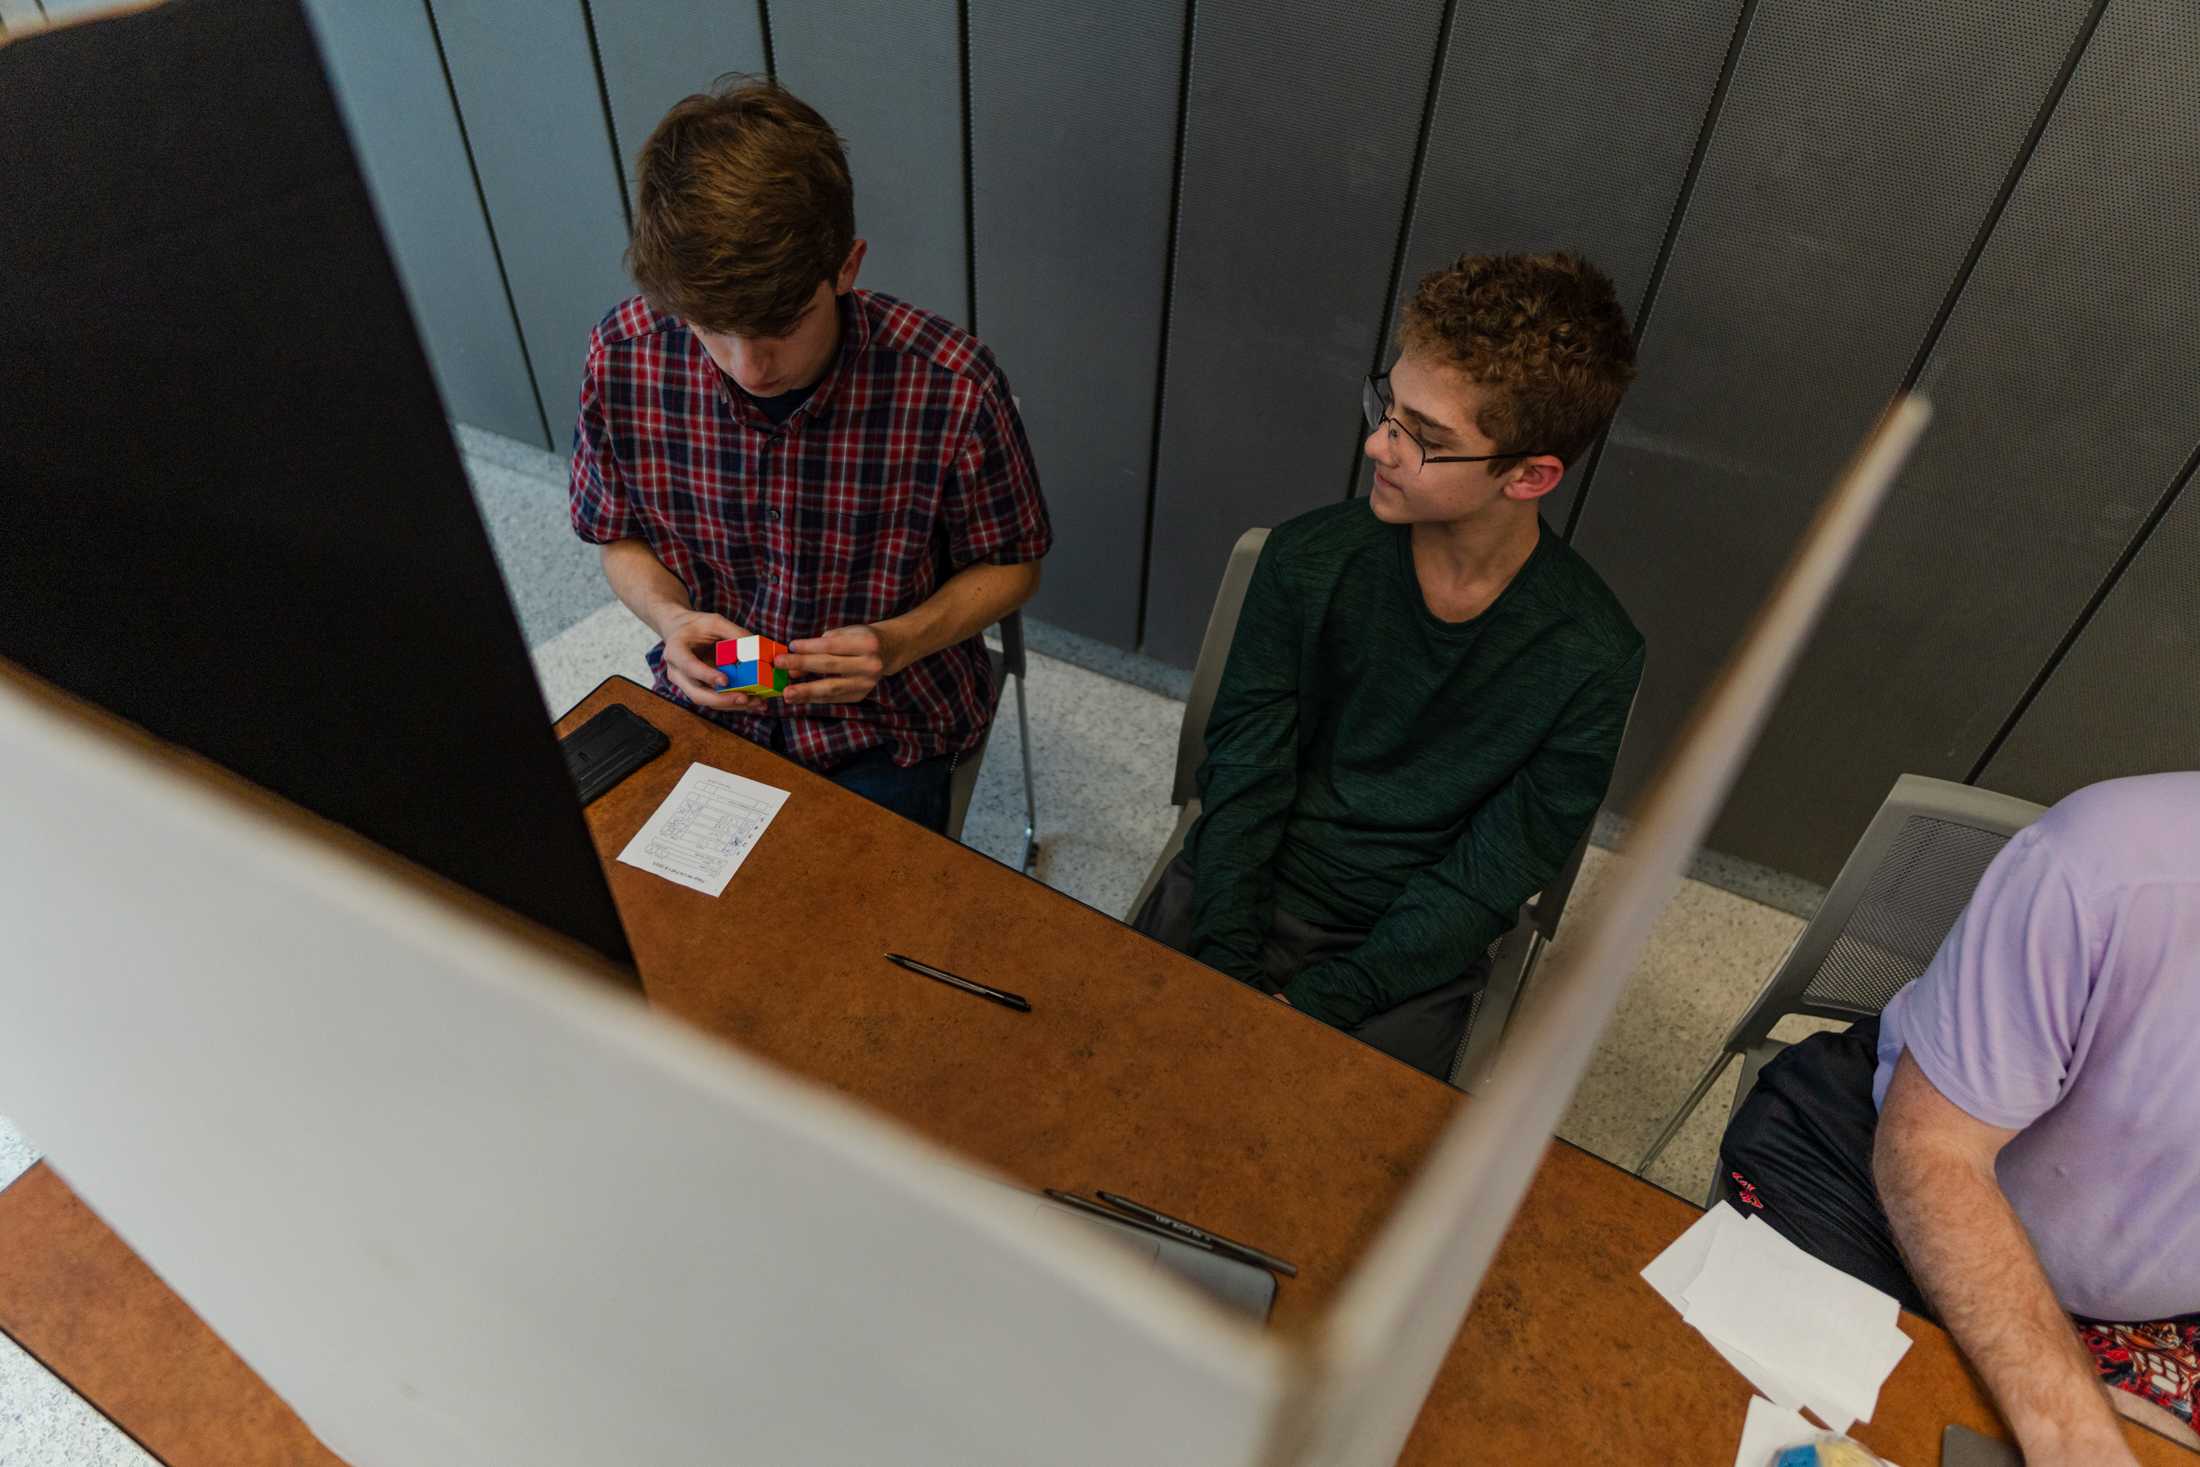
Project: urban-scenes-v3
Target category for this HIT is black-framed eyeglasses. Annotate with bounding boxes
[1362,373,1554,471]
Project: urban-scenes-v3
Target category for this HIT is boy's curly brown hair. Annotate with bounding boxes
[627,77,855,337]
[1398,251,1637,471]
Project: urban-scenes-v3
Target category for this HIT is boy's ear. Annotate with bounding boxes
[834,239,868,294]
[1506,455,1567,502]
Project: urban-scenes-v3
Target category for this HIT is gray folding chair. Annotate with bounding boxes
[1128,526,1607,1092]
[944,611,1038,871]
[1634,773,2044,1198]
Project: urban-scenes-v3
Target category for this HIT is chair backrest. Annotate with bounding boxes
[1725,774,2045,1052]
[944,618,1017,841]
[1173,528,1270,807]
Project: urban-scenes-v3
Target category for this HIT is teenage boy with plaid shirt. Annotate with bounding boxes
[570,79,1050,832]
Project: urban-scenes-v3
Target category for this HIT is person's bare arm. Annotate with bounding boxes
[1875,1051,2139,1467]
[598,537,768,714]
[777,559,1040,706]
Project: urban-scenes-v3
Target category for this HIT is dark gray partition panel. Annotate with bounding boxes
[301,0,546,447]
[1,0,634,970]
[1370,0,1745,526]
[1566,0,2094,837]
[428,0,634,454]
[1142,0,1448,666]
[967,2,1184,648]
[1711,0,2200,881]
[1983,471,2200,799]
[766,0,966,323]
[591,0,769,188]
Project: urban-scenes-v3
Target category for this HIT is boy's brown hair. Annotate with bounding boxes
[627,77,855,337]
[1398,251,1637,470]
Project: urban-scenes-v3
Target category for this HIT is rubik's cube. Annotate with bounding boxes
[715,635,789,698]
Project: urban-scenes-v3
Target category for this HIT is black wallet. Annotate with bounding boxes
[559,703,670,805]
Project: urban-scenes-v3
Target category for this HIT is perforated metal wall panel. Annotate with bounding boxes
[1709,0,2200,879]
[1141,0,1448,666]
[303,0,547,446]
[967,2,1184,648]
[1565,0,2094,843]
[1983,470,2200,799]
[591,0,769,188]
[429,0,635,453]
[1370,0,1745,525]
[767,0,966,324]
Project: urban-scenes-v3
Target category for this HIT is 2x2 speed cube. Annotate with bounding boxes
[715,635,789,698]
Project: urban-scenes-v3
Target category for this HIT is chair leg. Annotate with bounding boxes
[1012,671,1037,871]
[1635,1050,1737,1177]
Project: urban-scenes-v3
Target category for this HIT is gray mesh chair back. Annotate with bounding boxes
[1128,526,1602,1092]
[1634,773,2044,1187]
[944,610,1039,870]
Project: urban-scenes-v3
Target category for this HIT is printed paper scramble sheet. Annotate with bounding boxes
[616,762,789,897]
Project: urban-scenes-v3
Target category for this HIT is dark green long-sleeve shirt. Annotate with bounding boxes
[1180,501,1643,1028]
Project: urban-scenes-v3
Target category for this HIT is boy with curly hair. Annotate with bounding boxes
[1134,251,1644,1076]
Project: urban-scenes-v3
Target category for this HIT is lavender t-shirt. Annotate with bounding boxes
[1873,772,2200,1323]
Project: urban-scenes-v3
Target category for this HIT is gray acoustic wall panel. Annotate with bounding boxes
[429,0,635,455]
[767,0,966,324]
[1983,471,2200,799]
[302,0,547,447]
[1566,0,2093,834]
[1142,0,1448,666]
[1711,0,2200,881]
[1367,0,1745,523]
[967,2,1184,648]
[591,0,768,194]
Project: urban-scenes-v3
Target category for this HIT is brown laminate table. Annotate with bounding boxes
[0,678,2184,1465]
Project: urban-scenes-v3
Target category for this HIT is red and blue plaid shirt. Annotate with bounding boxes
[569,290,1051,769]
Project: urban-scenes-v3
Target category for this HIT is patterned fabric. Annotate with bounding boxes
[570,289,1051,769]
[2081,1317,2200,1427]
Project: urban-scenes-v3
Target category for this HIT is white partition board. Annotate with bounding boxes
[0,680,1283,1467]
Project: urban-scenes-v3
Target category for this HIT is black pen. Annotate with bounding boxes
[1042,1189,1219,1253]
[1096,1191,1299,1278]
[883,952,1031,1013]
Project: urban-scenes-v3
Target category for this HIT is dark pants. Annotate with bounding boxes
[1722,1023,2200,1412]
[757,718,957,835]
[1132,855,1490,1081]
[1716,1019,1936,1317]
[822,743,957,834]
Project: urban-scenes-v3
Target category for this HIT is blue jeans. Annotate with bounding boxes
[822,743,957,834]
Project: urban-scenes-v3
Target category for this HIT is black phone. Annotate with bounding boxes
[559,703,670,805]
